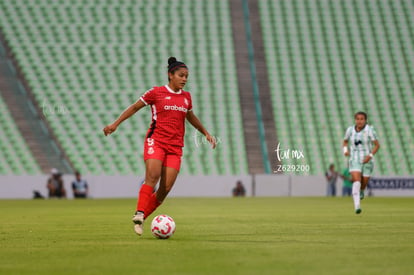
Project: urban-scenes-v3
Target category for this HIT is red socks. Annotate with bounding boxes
[144,193,162,219]
[136,184,162,219]
[136,184,153,213]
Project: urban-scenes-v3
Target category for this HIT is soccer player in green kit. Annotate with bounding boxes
[343,112,380,214]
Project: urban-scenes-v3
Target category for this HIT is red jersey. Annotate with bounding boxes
[140,85,192,147]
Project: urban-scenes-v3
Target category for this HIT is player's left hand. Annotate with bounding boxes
[362,155,371,164]
[206,134,217,149]
[103,123,118,136]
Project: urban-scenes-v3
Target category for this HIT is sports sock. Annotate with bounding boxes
[136,183,153,213]
[144,193,162,219]
[352,181,361,210]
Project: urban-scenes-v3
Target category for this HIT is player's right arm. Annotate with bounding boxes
[342,126,352,156]
[342,140,349,156]
[103,99,146,136]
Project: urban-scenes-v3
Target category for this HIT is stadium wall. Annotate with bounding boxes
[0,175,413,199]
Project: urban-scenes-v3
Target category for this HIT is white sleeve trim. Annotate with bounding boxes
[139,97,148,105]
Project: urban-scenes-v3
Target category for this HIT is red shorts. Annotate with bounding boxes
[143,138,183,171]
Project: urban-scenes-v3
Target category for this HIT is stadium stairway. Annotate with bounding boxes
[229,0,264,174]
[229,0,279,174]
[246,0,280,173]
[0,34,73,174]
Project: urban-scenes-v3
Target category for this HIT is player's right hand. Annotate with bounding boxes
[205,133,217,149]
[103,123,117,136]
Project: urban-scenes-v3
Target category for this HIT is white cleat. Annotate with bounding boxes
[132,212,144,236]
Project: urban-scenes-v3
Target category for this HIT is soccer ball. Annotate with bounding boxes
[151,214,176,239]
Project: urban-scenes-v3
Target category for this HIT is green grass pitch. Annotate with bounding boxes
[1,197,413,274]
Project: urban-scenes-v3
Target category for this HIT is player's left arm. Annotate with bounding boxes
[363,127,380,163]
[186,110,216,149]
[370,139,380,156]
[363,140,380,163]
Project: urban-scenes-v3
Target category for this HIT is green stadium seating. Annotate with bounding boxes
[1,0,412,176]
[259,0,414,175]
[0,0,248,175]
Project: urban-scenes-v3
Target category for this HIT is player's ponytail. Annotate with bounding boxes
[168,57,177,66]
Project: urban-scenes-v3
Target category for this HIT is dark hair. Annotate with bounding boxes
[354,111,367,120]
[167,56,187,74]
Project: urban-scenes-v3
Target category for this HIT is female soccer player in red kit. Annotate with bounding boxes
[103,57,216,236]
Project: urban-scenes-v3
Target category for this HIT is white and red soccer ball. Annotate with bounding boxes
[151,215,176,239]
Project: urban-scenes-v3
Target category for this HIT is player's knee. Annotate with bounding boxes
[146,172,161,185]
